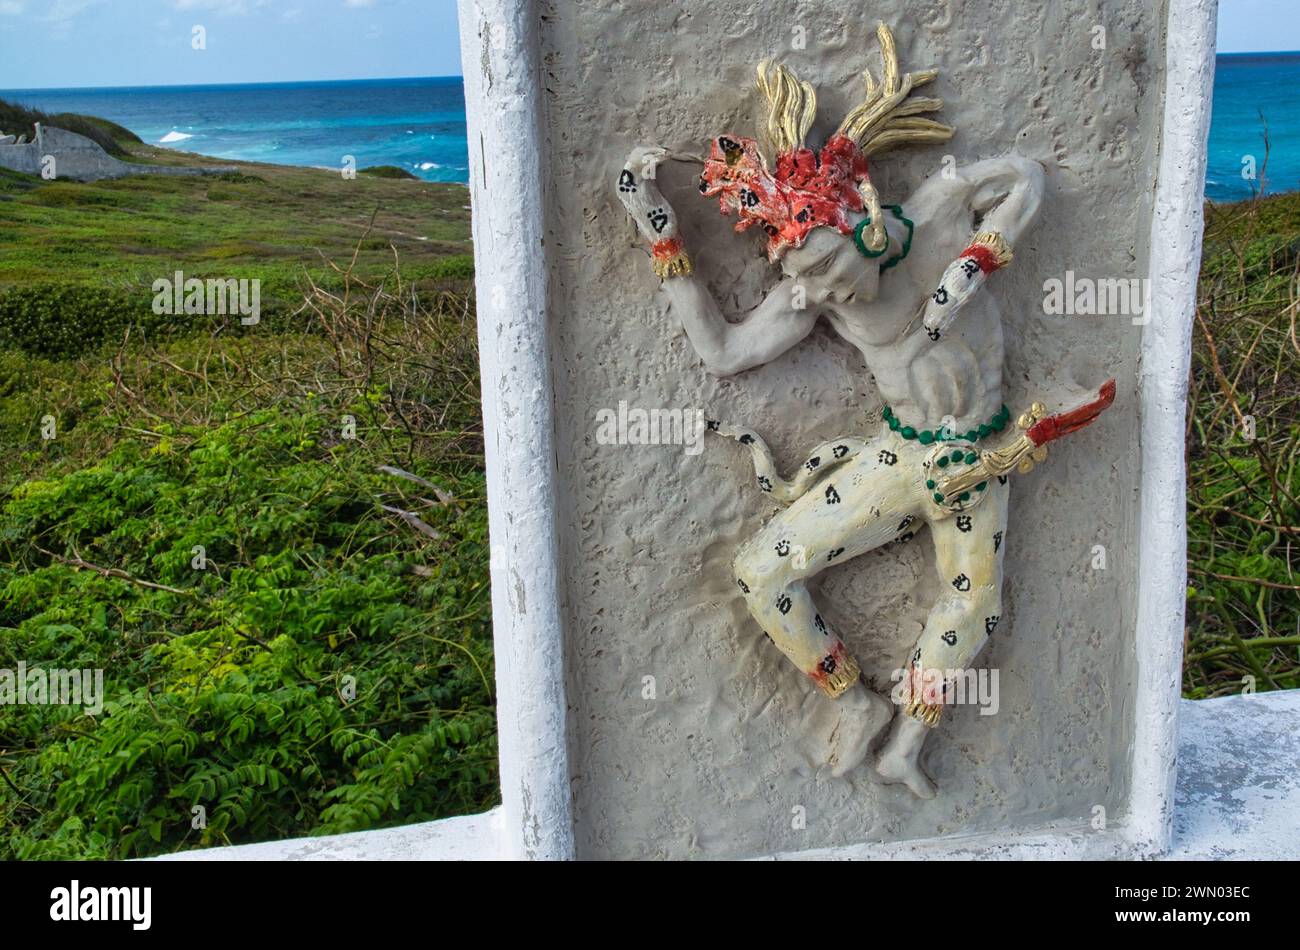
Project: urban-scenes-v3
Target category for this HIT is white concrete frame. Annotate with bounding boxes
[162,0,1222,861]
[457,0,1217,860]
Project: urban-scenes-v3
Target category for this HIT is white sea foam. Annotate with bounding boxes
[159,130,194,144]
[418,161,440,171]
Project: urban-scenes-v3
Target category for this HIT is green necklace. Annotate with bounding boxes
[882,403,1011,447]
[852,204,913,272]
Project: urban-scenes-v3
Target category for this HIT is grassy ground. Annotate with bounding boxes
[1186,190,1300,697]
[0,136,471,290]
[0,119,496,858]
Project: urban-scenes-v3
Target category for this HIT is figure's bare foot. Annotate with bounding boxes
[874,713,938,799]
[797,683,892,777]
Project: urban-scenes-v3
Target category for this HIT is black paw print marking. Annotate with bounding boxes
[824,484,841,505]
[736,578,750,595]
[647,208,669,233]
[706,419,720,431]
[993,531,1003,553]
[805,456,821,472]
[895,531,915,544]
[719,136,741,153]
[998,475,1008,485]
[774,539,791,557]
[739,432,755,445]
[757,475,772,493]
[878,450,897,466]
[833,444,849,459]
[827,547,845,562]
[932,285,950,305]
[820,654,838,675]
[985,615,1000,635]
[927,327,941,342]
[814,614,827,635]
[739,187,759,208]
[941,630,958,646]
[956,515,972,533]
[698,175,709,194]
[775,594,792,615]
[618,169,637,193]
[952,573,971,592]
[961,258,981,278]
[898,516,914,533]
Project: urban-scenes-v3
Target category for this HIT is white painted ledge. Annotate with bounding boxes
[153,691,1300,859]
[153,808,506,861]
[1166,690,1300,860]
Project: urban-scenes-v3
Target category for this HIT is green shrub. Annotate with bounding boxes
[0,283,147,358]
[358,165,418,180]
[425,255,475,281]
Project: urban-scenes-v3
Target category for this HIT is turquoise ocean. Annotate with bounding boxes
[2,55,1296,199]
[0,76,468,184]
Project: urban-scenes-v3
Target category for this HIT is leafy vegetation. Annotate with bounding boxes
[359,165,419,180]
[1185,190,1300,696]
[0,136,494,858]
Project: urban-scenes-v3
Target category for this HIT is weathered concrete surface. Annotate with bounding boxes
[1167,690,1300,860]
[153,808,506,861]
[541,0,1166,859]
[0,125,233,181]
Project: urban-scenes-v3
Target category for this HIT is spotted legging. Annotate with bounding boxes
[730,425,1009,724]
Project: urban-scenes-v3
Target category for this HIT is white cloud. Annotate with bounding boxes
[0,1,26,16]
[44,0,104,24]
[173,0,269,14]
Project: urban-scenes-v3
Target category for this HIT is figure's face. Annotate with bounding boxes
[779,212,899,307]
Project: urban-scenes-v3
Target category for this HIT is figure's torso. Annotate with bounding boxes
[813,202,1007,431]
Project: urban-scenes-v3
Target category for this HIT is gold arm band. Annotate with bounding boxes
[819,652,862,699]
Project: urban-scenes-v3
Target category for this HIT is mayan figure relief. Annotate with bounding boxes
[615,23,1116,798]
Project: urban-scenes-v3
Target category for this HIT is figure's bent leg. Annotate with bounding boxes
[733,442,926,698]
[904,479,1009,721]
[876,479,1010,797]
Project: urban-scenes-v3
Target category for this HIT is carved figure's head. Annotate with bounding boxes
[699,23,953,263]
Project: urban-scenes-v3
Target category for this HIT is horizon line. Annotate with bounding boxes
[1216,48,1300,56]
[0,75,464,94]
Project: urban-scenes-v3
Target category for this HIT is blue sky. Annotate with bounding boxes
[1218,0,1300,53]
[0,1,1294,90]
[0,0,464,89]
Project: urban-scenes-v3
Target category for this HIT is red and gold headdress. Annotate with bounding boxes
[701,132,870,260]
[700,24,954,261]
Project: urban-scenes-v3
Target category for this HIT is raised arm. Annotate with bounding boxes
[615,147,817,376]
[918,154,1046,336]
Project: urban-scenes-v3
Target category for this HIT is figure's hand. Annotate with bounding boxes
[922,231,1013,339]
[615,146,680,244]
